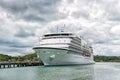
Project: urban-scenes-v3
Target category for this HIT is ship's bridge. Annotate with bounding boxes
[39,33,75,49]
[43,33,75,38]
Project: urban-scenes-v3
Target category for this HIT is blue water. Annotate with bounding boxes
[0,62,120,80]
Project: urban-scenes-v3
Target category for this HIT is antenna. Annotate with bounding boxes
[61,24,65,32]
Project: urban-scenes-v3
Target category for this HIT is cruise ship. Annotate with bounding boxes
[33,33,95,66]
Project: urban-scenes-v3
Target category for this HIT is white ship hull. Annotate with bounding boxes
[34,47,95,66]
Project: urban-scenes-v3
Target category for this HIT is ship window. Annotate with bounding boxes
[44,33,73,37]
[85,55,91,57]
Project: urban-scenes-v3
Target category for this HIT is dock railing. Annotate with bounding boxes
[0,61,43,69]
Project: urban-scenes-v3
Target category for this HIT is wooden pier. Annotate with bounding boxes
[0,62,43,69]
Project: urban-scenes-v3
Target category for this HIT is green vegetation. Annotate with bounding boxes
[0,54,12,61]
[94,55,120,62]
[0,53,40,62]
[0,53,120,62]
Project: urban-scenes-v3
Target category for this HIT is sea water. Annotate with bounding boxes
[0,62,120,80]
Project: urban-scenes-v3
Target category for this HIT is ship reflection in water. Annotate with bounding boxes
[36,65,94,80]
[0,63,120,80]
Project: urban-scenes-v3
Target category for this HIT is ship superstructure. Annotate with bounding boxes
[33,33,95,66]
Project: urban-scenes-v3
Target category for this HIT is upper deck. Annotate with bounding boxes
[43,33,76,39]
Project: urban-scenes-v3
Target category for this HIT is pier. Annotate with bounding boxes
[0,62,43,69]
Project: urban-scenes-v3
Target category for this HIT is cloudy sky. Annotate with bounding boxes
[0,0,120,56]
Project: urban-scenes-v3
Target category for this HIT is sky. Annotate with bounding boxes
[0,0,120,56]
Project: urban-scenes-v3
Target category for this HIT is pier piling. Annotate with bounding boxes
[0,62,42,69]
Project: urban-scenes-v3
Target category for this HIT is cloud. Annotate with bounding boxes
[15,27,35,38]
[0,0,120,56]
[0,0,66,22]
[110,25,120,35]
